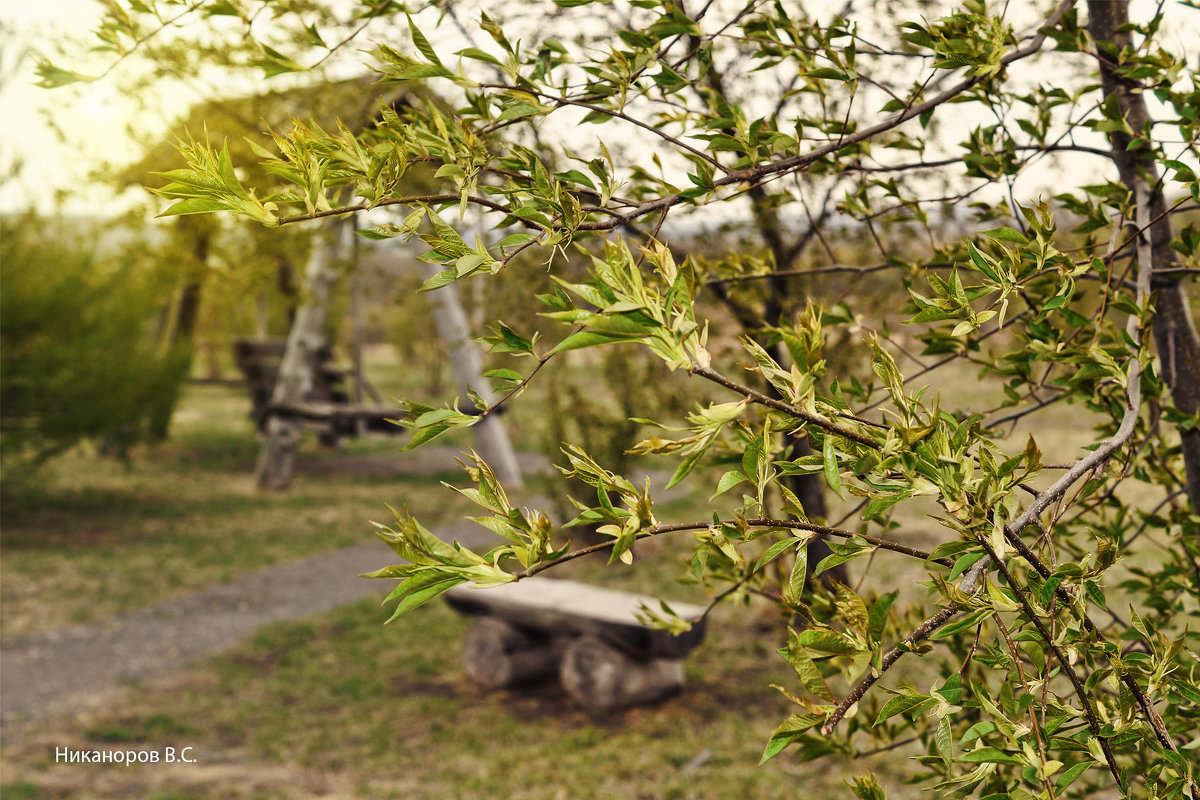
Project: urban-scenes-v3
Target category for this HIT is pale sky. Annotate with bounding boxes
[0,1,1195,217]
[0,0,208,215]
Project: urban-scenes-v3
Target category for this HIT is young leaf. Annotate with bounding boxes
[822,435,845,499]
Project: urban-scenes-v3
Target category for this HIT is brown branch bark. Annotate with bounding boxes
[514,517,949,580]
[690,365,880,448]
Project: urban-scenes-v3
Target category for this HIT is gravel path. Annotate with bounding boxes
[0,447,678,736]
[0,520,496,731]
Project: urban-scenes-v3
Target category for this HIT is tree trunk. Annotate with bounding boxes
[148,220,210,441]
[255,225,344,490]
[420,264,524,489]
[1089,0,1200,512]
[255,290,269,340]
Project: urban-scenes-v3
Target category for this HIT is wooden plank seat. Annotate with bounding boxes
[263,400,405,434]
[232,338,405,442]
[445,577,707,713]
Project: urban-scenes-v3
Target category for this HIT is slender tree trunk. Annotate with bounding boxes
[419,263,524,489]
[278,256,299,329]
[1090,0,1200,512]
[349,219,369,435]
[255,290,269,340]
[148,220,210,441]
[255,225,344,490]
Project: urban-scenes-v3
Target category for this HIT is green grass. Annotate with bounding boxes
[0,783,45,800]
[0,383,477,638]
[1,343,1168,799]
[0,593,920,799]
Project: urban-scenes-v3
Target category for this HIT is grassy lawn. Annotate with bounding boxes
[0,363,927,799]
[1,344,1170,799]
[0,591,924,800]
[0,381,476,638]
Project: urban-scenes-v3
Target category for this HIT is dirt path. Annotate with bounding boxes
[0,446,681,740]
[0,520,495,733]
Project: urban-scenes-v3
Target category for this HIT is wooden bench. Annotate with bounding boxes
[232,339,404,444]
[445,577,707,713]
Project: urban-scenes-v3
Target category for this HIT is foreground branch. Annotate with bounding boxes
[514,517,949,580]
[690,365,882,448]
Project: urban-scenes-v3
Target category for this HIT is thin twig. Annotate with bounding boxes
[513,516,950,580]
[691,365,880,448]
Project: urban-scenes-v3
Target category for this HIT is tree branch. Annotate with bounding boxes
[513,517,949,580]
[690,365,882,448]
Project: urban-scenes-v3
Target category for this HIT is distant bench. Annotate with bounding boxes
[232,338,405,445]
[445,577,707,713]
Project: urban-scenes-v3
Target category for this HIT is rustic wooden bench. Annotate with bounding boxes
[445,577,707,713]
[232,339,404,444]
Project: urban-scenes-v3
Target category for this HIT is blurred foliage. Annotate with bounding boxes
[0,212,188,465]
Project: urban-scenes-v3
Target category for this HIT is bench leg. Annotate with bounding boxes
[462,618,561,690]
[560,635,684,714]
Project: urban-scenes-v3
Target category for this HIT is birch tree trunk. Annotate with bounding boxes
[255,224,344,490]
[420,263,524,489]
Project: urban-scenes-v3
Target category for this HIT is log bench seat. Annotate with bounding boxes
[445,577,707,713]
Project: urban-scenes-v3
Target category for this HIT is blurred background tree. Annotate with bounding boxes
[0,212,188,465]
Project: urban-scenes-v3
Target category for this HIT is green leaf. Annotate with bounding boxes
[408,17,445,67]
[483,322,536,356]
[756,536,801,574]
[935,717,953,766]
[157,198,230,217]
[498,232,537,249]
[931,607,995,639]
[556,169,597,190]
[418,269,458,292]
[35,61,98,88]
[985,226,1028,244]
[781,539,809,605]
[550,330,638,353]
[497,102,542,122]
[813,537,874,577]
[822,435,845,499]
[255,44,305,77]
[862,491,908,522]
[1056,761,1092,791]
[356,225,407,240]
[457,47,501,65]
[712,470,748,498]
[967,241,1001,282]
[382,572,465,621]
[959,747,1023,765]
[783,638,834,700]
[482,368,523,383]
[797,627,860,655]
[868,591,898,644]
[873,692,934,726]
[807,68,850,80]
[760,713,825,763]
[455,253,488,276]
[948,551,985,581]
[835,584,869,635]
[1170,681,1200,705]
[667,445,709,490]
[304,22,326,48]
